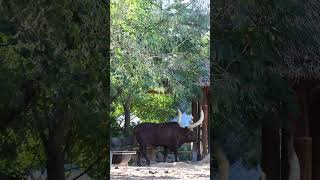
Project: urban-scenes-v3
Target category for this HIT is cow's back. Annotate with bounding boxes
[134,122,181,147]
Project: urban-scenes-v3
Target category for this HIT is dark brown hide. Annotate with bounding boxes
[134,122,194,166]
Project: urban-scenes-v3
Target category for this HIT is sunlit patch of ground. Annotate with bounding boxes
[110,155,210,180]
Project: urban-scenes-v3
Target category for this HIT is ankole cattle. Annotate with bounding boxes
[134,109,204,166]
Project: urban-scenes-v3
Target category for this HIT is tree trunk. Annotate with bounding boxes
[46,122,66,180]
[288,133,300,180]
[214,143,229,180]
[45,109,69,180]
[123,96,132,136]
[46,137,65,180]
[31,103,66,180]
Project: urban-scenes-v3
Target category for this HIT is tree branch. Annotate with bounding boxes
[110,87,122,104]
[70,153,104,180]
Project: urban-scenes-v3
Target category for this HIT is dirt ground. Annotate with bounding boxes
[110,155,210,180]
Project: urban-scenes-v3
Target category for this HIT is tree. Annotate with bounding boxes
[111,0,159,135]
[211,0,303,178]
[0,1,109,179]
[111,0,209,135]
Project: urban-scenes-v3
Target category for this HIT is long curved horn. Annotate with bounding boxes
[188,109,204,129]
[177,109,183,127]
[189,115,194,123]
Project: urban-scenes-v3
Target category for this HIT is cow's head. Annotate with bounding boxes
[177,108,204,142]
[181,127,196,142]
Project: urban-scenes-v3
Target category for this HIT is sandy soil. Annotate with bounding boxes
[110,155,210,180]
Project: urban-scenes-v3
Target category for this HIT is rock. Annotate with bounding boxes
[111,137,122,149]
[156,152,164,162]
[199,153,210,164]
[146,147,157,161]
[110,136,134,150]
[167,154,175,162]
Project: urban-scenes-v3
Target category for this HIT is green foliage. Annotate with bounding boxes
[0,0,109,179]
[211,0,302,167]
[110,0,209,141]
[132,94,176,123]
[111,0,209,107]
[110,94,176,137]
[0,128,45,177]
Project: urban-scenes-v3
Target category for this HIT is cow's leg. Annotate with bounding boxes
[141,145,150,166]
[163,147,168,162]
[174,150,178,162]
[137,146,142,166]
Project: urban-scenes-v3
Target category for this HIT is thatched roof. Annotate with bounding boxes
[274,0,320,81]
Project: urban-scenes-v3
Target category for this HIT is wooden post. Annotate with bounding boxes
[294,83,312,180]
[308,83,320,179]
[281,128,289,180]
[295,137,312,180]
[202,87,209,156]
[261,127,281,180]
[197,104,202,160]
[191,101,198,162]
[208,88,211,153]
